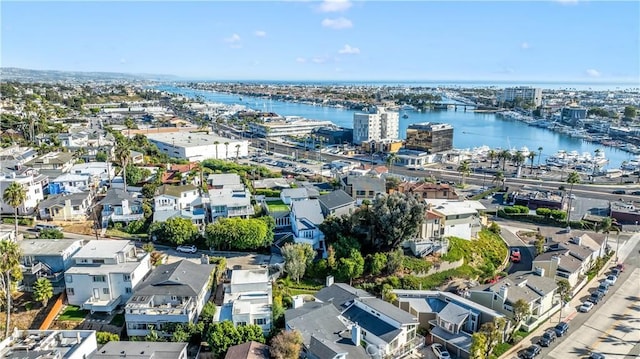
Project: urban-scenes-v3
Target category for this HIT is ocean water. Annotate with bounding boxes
[157,85,635,169]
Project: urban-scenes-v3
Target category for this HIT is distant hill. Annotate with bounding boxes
[0,67,178,83]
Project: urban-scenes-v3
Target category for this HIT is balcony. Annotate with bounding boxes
[83,295,122,314]
[387,334,425,358]
[127,297,196,317]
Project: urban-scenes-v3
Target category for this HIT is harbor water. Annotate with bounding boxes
[157,85,633,169]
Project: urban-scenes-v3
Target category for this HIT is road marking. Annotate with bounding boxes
[588,301,635,351]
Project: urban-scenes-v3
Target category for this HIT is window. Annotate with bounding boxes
[92,275,106,282]
[254,318,267,325]
[67,288,75,295]
[237,321,247,326]
[66,275,73,283]
[125,287,132,294]
[73,206,80,211]
[103,288,110,295]
[123,274,131,282]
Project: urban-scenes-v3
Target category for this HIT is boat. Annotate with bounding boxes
[402,112,409,119]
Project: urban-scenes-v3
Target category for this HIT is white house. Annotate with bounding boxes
[68,162,114,186]
[146,132,249,162]
[280,188,309,205]
[0,171,46,215]
[290,200,325,255]
[64,240,151,313]
[154,184,202,211]
[428,200,485,240]
[99,189,144,227]
[125,260,215,337]
[0,329,97,359]
[222,269,272,333]
[209,188,254,221]
[51,173,93,193]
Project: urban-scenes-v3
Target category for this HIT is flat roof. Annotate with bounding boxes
[231,269,269,285]
[92,341,187,359]
[19,239,82,256]
[73,240,131,259]
[146,131,247,148]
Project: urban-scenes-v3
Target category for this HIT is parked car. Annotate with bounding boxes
[616,263,625,272]
[510,248,522,263]
[34,224,63,232]
[538,329,557,347]
[520,344,542,359]
[430,343,451,359]
[631,191,640,196]
[612,268,622,277]
[554,322,569,337]
[176,244,197,254]
[597,282,610,295]
[590,291,605,304]
[589,352,606,359]
[612,189,626,194]
[579,301,595,313]
[605,274,618,285]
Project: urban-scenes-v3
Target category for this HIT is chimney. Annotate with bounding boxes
[200,254,209,264]
[351,323,362,345]
[292,295,304,309]
[499,285,508,301]
[326,275,334,287]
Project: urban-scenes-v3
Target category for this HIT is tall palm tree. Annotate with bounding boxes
[528,152,536,174]
[224,142,230,159]
[488,149,497,168]
[386,152,398,173]
[3,181,27,236]
[512,151,526,177]
[492,170,506,190]
[499,149,511,172]
[566,171,581,226]
[457,160,471,186]
[235,144,241,162]
[115,144,131,192]
[537,146,543,167]
[213,141,220,159]
[0,240,22,338]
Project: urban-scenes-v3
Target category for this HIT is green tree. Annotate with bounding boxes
[537,146,543,168]
[0,240,22,338]
[149,217,198,245]
[125,164,151,186]
[171,324,190,342]
[206,321,264,358]
[142,242,155,253]
[513,151,526,177]
[3,181,27,236]
[470,332,488,359]
[95,151,108,162]
[528,152,536,174]
[488,149,497,168]
[141,183,158,199]
[115,145,131,192]
[336,249,364,285]
[96,331,119,345]
[457,160,471,186]
[270,330,303,359]
[480,317,507,357]
[367,252,387,276]
[39,229,63,239]
[492,171,505,190]
[624,106,637,119]
[369,192,426,251]
[386,248,404,274]
[386,152,398,173]
[566,171,581,225]
[556,279,572,305]
[205,217,272,250]
[499,149,511,172]
[281,243,316,283]
[33,278,53,307]
[200,302,217,323]
[511,299,531,335]
[535,236,545,255]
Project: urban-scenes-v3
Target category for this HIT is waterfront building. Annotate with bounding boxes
[312,126,354,145]
[501,87,543,107]
[561,105,588,125]
[361,138,404,153]
[146,131,249,162]
[248,116,333,137]
[405,122,454,153]
[353,107,399,145]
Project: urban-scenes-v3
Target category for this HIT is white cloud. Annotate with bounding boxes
[321,17,353,30]
[585,69,601,77]
[520,42,530,49]
[296,57,307,63]
[318,0,352,13]
[254,30,267,37]
[224,33,241,43]
[338,44,360,55]
[312,57,327,64]
[119,58,127,64]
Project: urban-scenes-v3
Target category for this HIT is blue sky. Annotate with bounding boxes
[2,0,639,82]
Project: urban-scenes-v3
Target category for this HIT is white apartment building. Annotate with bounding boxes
[249,116,334,137]
[222,269,273,333]
[352,107,399,145]
[501,87,543,107]
[428,200,486,240]
[146,132,249,162]
[65,240,151,314]
[69,162,114,185]
[0,330,98,359]
[0,172,45,215]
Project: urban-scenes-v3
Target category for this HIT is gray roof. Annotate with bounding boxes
[19,239,82,257]
[438,302,470,327]
[309,336,347,359]
[318,190,355,210]
[224,341,270,359]
[155,184,198,198]
[73,240,131,259]
[133,260,215,297]
[92,341,187,359]
[314,283,374,310]
[38,193,91,209]
[430,326,473,354]
[291,199,324,225]
[99,188,140,206]
[341,305,403,342]
[487,272,558,304]
[357,297,418,324]
[346,175,385,192]
[281,188,309,200]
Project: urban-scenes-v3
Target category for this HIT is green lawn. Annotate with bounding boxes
[58,306,88,321]
[266,200,290,213]
[105,229,148,240]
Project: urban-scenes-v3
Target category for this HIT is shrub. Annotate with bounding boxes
[255,188,281,197]
[125,220,146,234]
[550,209,567,220]
[536,208,552,217]
[488,222,501,234]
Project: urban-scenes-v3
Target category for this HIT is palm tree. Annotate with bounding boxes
[492,170,505,190]
[513,151,526,174]
[0,240,22,338]
[3,181,27,236]
[213,141,220,159]
[566,171,581,225]
[235,144,241,162]
[488,149,497,168]
[386,152,398,173]
[528,152,536,174]
[499,149,511,172]
[224,142,230,159]
[457,160,471,186]
[115,144,131,192]
[537,146,543,167]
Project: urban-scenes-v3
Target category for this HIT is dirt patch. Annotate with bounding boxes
[58,221,94,235]
[0,292,55,332]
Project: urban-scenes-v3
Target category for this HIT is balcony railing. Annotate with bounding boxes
[387,334,425,359]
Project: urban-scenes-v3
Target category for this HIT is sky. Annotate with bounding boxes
[1,0,639,83]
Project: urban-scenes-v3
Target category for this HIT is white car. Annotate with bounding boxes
[605,274,618,286]
[176,245,197,254]
[579,301,594,313]
[431,343,451,359]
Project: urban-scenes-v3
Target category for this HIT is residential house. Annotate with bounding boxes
[221,269,273,333]
[125,260,215,337]
[0,171,46,215]
[341,175,385,204]
[348,164,389,178]
[99,189,144,228]
[0,224,18,242]
[398,182,459,200]
[427,200,486,240]
[153,184,205,225]
[25,151,75,173]
[19,239,83,292]
[392,290,507,359]
[280,188,309,205]
[224,341,270,359]
[38,192,94,221]
[68,162,114,187]
[318,189,356,217]
[510,190,566,211]
[0,330,97,359]
[209,187,254,221]
[208,173,244,189]
[50,173,93,194]
[286,283,423,359]
[404,210,448,257]
[290,199,326,255]
[92,341,187,359]
[609,200,640,224]
[468,271,559,331]
[65,240,152,313]
[159,162,199,185]
[0,145,38,170]
[130,150,145,164]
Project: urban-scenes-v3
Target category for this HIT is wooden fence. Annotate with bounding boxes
[39,292,66,330]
